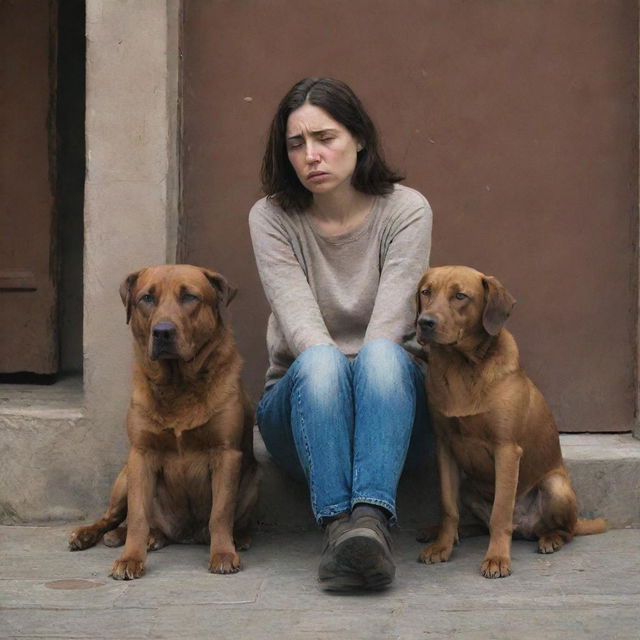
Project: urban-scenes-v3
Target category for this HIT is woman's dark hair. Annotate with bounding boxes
[261,77,403,212]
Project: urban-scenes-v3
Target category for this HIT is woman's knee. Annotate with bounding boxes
[291,344,351,400]
[359,338,409,362]
[355,339,412,390]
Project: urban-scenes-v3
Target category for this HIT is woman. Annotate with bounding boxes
[249,77,432,591]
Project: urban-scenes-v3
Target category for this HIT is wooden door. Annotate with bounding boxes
[0,0,58,375]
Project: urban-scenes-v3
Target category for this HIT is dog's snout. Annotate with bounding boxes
[153,322,177,342]
[418,315,437,331]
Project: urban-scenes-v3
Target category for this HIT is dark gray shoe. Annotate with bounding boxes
[318,513,364,591]
[318,506,395,591]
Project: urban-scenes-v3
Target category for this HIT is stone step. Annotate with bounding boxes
[2,376,639,530]
[253,432,640,530]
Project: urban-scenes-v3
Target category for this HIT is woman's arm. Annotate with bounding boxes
[249,200,335,357]
[364,193,433,344]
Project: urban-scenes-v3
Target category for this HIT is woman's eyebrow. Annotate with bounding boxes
[310,128,339,136]
[287,128,339,140]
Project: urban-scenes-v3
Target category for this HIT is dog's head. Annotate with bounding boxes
[119,265,237,362]
[415,266,515,349]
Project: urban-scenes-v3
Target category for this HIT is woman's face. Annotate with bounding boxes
[285,102,361,196]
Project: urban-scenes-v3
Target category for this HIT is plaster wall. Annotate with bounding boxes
[81,0,181,507]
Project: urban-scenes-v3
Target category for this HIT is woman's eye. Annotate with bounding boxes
[455,292,468,300]
[139,294,154,305]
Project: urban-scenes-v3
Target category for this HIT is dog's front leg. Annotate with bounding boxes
[110,448,156,580]
[419,435,460,564]
[481,442,522,578]
[69,465,128,551]
[208,446,243,574]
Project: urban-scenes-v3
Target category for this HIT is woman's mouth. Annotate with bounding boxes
[307,171,329,182]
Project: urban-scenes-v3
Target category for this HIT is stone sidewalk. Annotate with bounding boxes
[1,524,638,639]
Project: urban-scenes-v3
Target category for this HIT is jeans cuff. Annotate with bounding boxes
[350,496,397,525]
[315,500,352,525]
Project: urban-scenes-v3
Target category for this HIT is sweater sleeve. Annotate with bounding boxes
[364,192,433,345]
[249,200,336,357]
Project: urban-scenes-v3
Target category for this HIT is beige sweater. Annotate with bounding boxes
[249,184,433,388]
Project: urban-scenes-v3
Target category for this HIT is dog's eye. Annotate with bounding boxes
[421,288,431,297]
[139,294,154,305]
[455,292,468,300]
[181,293,199,304]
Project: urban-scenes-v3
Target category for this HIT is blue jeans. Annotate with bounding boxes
[256,339,431,524]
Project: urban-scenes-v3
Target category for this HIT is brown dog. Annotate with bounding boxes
[415,266,606,578]
[69,265,259,579]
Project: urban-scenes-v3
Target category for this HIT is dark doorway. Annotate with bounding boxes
[56,0,85,376]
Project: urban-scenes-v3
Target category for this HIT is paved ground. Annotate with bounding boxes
[1,524,638,640]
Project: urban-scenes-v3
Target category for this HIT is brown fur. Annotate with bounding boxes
[69,265,259,579]
[415,266,606,578]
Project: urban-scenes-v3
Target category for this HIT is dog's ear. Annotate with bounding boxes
[119,270,143,325]
[415,274,428,327]
[482,276,516,336]
[200,268,238,327]
[414,284,422,328]
[200,269,237,307]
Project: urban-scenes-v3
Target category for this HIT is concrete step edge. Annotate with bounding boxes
[253,432,640,530]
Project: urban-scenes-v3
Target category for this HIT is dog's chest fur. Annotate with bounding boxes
[131,355,242,443]
[427,352,491,418]
[136,421,218,454]
[427,331,519,419]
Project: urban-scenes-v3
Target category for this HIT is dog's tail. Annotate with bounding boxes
[574,517,609,536]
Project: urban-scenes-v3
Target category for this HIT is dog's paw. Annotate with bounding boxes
[147,530,169,551]
[234,534,252,552]
[68,526,102,551]
[537,532,565,554]
[109,557,145,580]
[103,527,126,548]
[418,542,453,564]
[480,555,512,578]
[209,551,241,574]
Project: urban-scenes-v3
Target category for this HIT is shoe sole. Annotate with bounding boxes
[318,572,366,592]
[333,528,395,590]
[319,570,391,592]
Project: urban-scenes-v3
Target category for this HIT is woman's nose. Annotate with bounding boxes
[305,143,320,163]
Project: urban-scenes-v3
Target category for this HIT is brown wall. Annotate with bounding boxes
[182,0,638,431]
